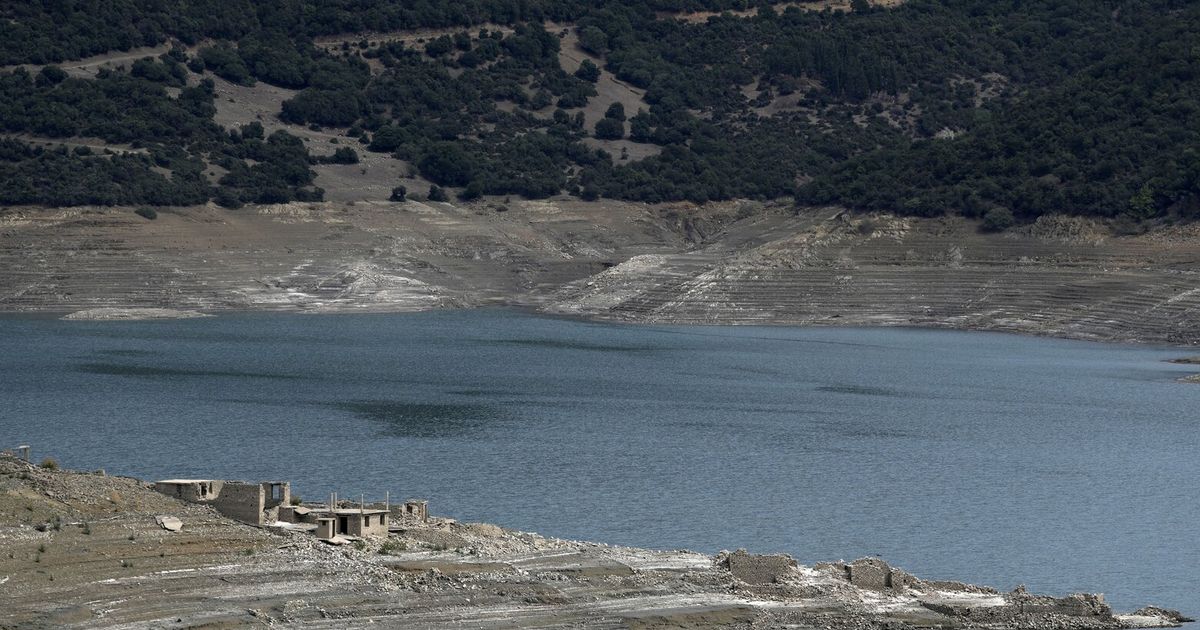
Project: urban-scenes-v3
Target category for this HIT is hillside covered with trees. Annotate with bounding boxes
[1,0,1197,229]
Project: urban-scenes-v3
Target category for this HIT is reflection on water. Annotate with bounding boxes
[77,362,309,380]
[96,349,158,357]
[816,384,907,397]
[330,401,501,438]
[1,309,1198,614]
[484,337,659,353]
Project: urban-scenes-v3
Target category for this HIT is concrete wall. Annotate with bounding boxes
[209,482,265,525]
[344,512,388,538]
[362,512,388,538]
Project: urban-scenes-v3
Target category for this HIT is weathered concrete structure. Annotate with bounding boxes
[1,446,31,462]
[279,503,390,538]
[315,517,336,540]
[327,508,389,538]
[154,477,420,540]
[153,479,290,526]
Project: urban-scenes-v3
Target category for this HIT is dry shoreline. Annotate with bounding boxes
[2,200,1199,346]
[0,456,1192,629]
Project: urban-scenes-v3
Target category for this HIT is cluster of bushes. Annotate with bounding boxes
[0,62,324,207]
[0,0,785,65]
[3,0,1200,225]
[0,140,210,206]
[795,0,1200,223]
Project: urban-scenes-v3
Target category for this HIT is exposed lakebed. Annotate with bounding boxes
[1,310,1197,613]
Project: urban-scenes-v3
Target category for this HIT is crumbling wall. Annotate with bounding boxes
[209,482,265,525]
[720,549,797,584]
[1011,589,1111,617]
[404,500,427,522]
[818,557,919,591]
[154,482,195,502]
[382,500,428,524]
[263,482,290,508]
[153,480,224,503]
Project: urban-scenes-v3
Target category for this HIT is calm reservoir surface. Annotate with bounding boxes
[2,310,1197,613]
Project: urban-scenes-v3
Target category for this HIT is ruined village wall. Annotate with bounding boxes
[211,482,265,525]
[154,482,195,502]
[153,480,225,503]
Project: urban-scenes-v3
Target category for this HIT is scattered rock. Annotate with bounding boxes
[1131,607,1195,623]
[461,522,504,538]
[1010,589,1111,618]
[155,515,182,532]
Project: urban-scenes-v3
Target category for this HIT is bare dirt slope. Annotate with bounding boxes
[1,200,1199,344]
[0,198,695,314]
[549,208,1200,344]
[0,456,1187,629]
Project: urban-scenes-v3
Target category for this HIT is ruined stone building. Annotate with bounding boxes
[154,477,428,540]
[280,505,390,539]
[401,499,428,522]
[153,479,290,526]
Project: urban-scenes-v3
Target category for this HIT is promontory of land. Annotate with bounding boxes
[0,455,1191,629]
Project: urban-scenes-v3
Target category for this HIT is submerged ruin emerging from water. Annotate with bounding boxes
[153,477,428,542]
[0,451,1193,629]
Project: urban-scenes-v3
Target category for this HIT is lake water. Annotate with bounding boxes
[1,310,1197,614]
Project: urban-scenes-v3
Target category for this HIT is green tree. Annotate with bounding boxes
[574,59,600,83]
[418,142,476,187]
[594,117,624,140]
[578,26,609,56]
[1127,183,1156,221]
[981,207,1015,232]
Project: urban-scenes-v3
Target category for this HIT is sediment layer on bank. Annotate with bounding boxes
[2,201,1199,343]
